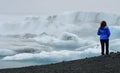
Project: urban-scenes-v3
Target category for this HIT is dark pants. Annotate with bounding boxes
[100,39,109,55]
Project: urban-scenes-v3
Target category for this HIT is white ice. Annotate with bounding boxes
[0,11,120,66]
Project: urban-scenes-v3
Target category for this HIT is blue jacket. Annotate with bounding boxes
[97,26,110,40]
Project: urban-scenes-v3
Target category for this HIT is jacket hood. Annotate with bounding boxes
[100,26,108,30]
[104,26,109,29]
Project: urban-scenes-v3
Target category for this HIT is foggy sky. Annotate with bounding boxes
[0,0,120,15]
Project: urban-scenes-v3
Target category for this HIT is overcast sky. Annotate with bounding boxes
[0,0,120,15]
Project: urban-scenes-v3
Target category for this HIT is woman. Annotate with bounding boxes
[97,21,111,55]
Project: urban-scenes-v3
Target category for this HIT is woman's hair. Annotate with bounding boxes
[100,21,107,29]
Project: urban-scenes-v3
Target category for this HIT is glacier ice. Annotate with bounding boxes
[0,12,120,35]
[0,11,120,65]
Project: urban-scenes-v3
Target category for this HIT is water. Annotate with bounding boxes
[0,59,41,69]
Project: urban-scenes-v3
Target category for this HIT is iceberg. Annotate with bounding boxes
[0,11,120,65]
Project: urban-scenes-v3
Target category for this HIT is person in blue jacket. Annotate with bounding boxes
[97,21,111,55]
